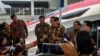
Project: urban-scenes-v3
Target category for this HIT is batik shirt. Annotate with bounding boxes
[10,20,28,40]
[35,22,50,43]
[49,25,67,43]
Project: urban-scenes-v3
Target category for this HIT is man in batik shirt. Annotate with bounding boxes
[49,17,67,43]
[10,15,28,42]
[10,15,28,56]
[35,16,50,53]
[69,21,81,47]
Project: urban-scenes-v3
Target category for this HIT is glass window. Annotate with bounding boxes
[62,8,89,19]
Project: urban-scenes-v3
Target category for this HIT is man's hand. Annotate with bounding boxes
[40,38,44,43]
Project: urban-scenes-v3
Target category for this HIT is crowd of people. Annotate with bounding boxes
[33,16,98,56]
[0,15,28,56]
[0,15,99,56]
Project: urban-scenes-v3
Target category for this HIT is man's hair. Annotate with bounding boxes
[11,14,16,19]
[84,21,92,29]
[74,21,81,25]
[39,16,45,19]
[51,16,55,19]
[51,16,59,21]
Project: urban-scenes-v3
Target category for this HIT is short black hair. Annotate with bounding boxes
[39,16,45,19]
[11,14,16,19]
[84,21,92,29]
[51,16,55,19]
[51,16,59,21]
[74,21,81,25]
[54,17,59,21]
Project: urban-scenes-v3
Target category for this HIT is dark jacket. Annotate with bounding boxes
[76,31,94,54]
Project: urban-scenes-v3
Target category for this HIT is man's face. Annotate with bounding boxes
[73,22,80,31]
[12,16,17,22]
[39,18,45,23]
[50,18,56,26]
[82,23,89,31]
